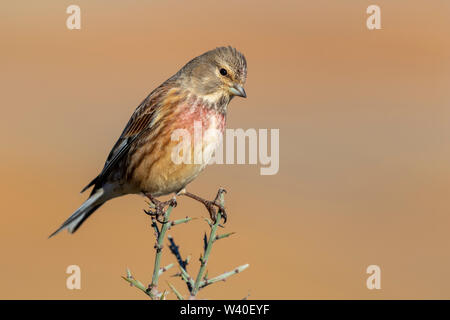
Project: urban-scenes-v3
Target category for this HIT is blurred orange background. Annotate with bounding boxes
[1,0,450,299]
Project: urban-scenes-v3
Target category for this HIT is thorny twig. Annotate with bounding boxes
[123,189,249,299]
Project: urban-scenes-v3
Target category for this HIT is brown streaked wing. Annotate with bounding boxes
[80,81,176,194]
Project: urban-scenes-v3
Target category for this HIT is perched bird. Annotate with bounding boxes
[50,46,247,237]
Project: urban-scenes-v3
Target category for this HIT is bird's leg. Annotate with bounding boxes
[144,194,177,224]
[178,188,227,224]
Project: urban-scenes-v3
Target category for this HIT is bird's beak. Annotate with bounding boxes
[229,84,247,98]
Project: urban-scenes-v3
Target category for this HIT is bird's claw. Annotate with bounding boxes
[205,201,227,224]
[144,208,165,224]
[168,198,178,208]
[144,194,177,224]
[207,188,227,224]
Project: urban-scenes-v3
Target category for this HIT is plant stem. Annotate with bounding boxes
[158,263,174,276]
[171,216,194,227]
[199,264,249,288]
[122,276,152,297]
[192,211,222,296]
[179,265,195,290]
[150,204,174,288]
[167,282,184,300]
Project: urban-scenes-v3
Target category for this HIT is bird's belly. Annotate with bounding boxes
[130,108,225,196]
[144,150,205,195]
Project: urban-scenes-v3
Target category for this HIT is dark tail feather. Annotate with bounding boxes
[80,175,99,193]
[49,189,105,238]
[70,203,103,234]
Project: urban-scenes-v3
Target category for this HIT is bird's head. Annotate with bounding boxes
[178,46,247,101]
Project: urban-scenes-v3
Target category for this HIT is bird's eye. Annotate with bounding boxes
[220,68,228,76]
